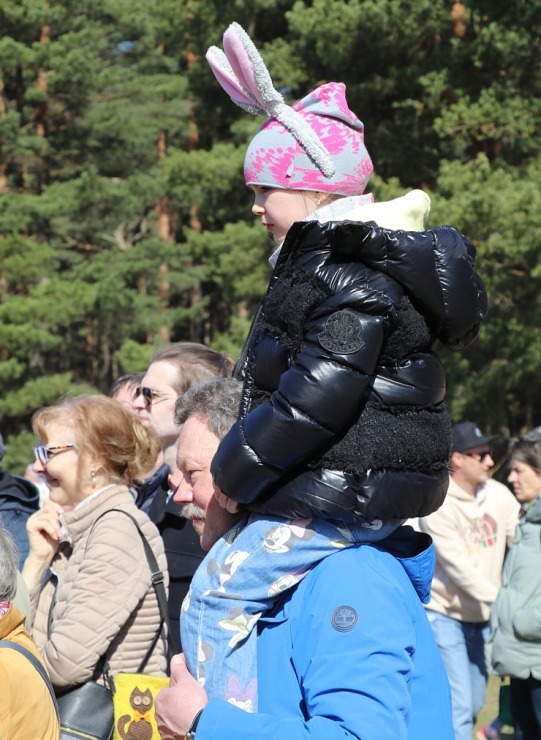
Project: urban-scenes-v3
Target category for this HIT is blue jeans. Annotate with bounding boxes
[426,610,489,740]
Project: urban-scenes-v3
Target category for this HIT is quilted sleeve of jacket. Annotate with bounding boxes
[327,221,488,349]
[211,223,397,506]
[34,509,167,688]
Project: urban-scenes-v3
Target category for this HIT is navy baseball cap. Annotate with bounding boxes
[451,421,498,453]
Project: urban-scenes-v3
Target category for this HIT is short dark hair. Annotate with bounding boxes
[509,430,541,474]
[174,378,242,440]
[150,343,234,396]
[109,371,146,398]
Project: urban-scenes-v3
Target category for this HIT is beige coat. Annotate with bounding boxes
[30,485,168,690]
[419,477,519,622]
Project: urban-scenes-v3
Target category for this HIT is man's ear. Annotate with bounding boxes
[449,451,463,473]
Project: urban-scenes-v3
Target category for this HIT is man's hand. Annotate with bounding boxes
[155,654,208,739]
[214,486,240,513]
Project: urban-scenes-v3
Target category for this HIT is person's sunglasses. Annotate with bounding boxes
[33,444,75,466]
[464,450,492,462]
[134,386,175,406]
[134,386,155,404]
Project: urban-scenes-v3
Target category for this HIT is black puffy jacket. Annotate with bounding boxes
[211,220,487,522]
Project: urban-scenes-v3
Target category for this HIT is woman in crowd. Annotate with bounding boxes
[489,430,541,740]
[0,523,59,739]
[22,394,168,692]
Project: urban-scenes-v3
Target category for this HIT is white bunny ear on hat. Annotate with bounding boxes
[206,22,336,178]
[206,46,262,115]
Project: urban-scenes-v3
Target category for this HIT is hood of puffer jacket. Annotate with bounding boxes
[301,204,487,349]
[0,472,40,510]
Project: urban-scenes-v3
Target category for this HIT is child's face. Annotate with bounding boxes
[250,186,320,245]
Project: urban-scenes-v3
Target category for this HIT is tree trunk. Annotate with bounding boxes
[0,74,7,194]
[154,74,172,343]
[450,1,467,39]
[35,23,51,191]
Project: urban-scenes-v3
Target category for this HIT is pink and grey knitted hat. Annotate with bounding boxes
[206,24,373,196]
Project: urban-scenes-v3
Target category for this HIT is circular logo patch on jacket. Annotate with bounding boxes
[331,605,359,632]
[318,310,365,354]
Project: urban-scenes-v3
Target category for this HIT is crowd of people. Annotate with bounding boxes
[1,20,540,740]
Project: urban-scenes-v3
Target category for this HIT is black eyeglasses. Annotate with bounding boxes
[464,450,492,462]
[33,444,75,466]
[134,386,176,406]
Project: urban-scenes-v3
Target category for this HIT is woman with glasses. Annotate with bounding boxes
[489,430,541,740]
[21,394,169,693]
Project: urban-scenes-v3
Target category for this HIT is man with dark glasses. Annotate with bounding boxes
[418,421,520,740]
[130,342,233,656]
[109,371,145,410]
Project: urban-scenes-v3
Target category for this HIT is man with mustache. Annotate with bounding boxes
[156,377,453,739]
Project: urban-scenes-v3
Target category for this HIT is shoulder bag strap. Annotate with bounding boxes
[0,639,59,718]
[107,509,174,669]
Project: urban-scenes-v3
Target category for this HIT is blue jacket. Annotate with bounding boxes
[196,529,453,739]
[0,472,39,565]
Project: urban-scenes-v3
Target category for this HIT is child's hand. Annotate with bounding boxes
[213,486,240,513]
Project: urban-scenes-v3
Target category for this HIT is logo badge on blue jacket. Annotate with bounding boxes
[331,605,359,632]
